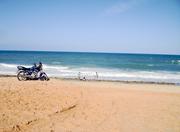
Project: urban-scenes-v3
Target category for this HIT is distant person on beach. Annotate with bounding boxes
[82,76,86,81]
[96,72,98,79]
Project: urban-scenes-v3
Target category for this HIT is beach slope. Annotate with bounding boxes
[0,77,180,132]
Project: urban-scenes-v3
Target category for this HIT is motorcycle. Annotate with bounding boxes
[17,62,49,81]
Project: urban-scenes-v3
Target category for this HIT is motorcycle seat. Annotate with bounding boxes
[17,66,30,71]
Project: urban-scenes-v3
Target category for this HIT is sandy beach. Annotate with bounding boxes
[0,77,180,132]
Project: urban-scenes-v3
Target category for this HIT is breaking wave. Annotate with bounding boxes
[0,63,180,84]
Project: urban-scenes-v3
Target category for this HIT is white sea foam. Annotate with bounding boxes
[171,60,180,64]
[43,64,69,70]
[0,63,17,68]
[0,63,180,84]
[0,63,31,75]
[52,61,61,64]
[147,64,154,67]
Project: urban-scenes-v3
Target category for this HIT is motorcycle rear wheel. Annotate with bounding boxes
[17,71,27,81]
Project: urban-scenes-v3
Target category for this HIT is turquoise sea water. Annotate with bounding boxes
[0,50,180,84]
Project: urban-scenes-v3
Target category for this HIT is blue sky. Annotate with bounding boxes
[0,0,180,54]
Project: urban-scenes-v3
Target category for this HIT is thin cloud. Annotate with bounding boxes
[104,0,142,16]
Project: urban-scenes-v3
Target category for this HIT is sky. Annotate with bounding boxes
[0,0,180,54]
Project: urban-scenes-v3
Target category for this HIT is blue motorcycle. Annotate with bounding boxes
[17,62,49,81]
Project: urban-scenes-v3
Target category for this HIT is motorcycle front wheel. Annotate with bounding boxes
[40,73,50,81]
[17,71,27,81]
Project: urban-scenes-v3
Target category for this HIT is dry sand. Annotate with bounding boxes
[0,77,180,132]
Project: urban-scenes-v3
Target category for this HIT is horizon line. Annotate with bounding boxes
[0,49,180,56]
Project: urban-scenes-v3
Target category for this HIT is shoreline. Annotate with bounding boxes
[0,74,178,86]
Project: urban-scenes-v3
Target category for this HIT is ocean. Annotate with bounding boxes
[0,50,180,84]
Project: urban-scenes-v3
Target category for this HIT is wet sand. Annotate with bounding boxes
[0,77,180,132]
